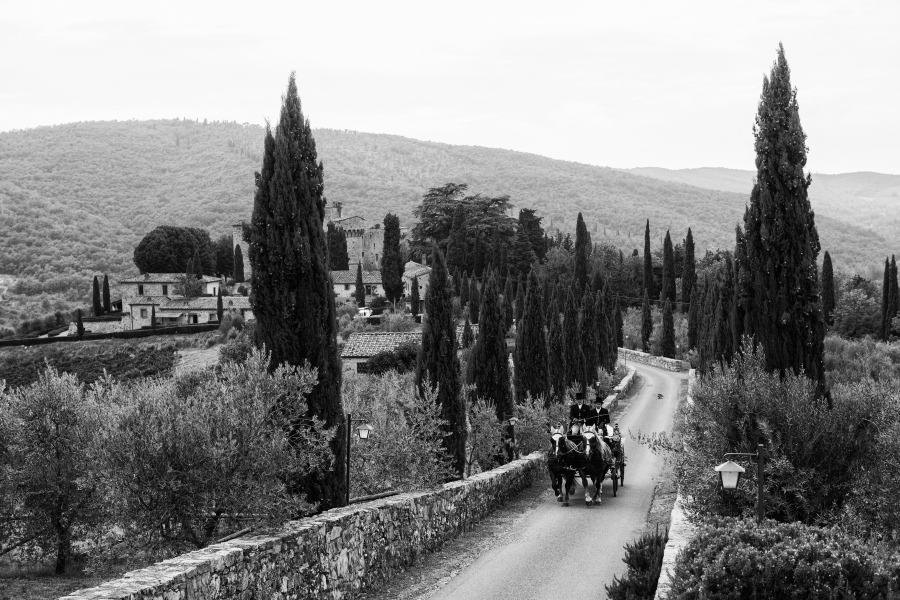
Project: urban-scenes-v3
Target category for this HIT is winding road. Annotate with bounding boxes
[428,362,685,600]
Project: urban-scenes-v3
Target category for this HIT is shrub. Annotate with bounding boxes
[824,335,900,385]
[217,310,245,339]
[466,397,503,476]
[218,326,254,365]
[363,341,420,375]
[606,526,668,600]
[668,518,900,598]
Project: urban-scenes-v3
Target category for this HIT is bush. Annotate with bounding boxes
[219,325,254,365]
[363,341,420,375]
[466,397,503,476]
[668,518,900,598]
[824,335,900,385]
[606,527,668,600]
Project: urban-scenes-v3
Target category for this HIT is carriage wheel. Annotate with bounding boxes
[611,467,618,497]
[620,463,625,486]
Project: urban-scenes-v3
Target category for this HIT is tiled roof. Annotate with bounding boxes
[164,296,251,310]
[341,332,421,358]
[331,270,382,285]
[121,273,223,284]
[404,261,431,279]
[125,296,172,306]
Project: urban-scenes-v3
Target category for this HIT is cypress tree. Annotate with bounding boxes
[615,294,624,348]
[151,304,156,329]
[739,44,826,390]
[76,309,84,337]
[641,290,652,353]
[821,251,835,326]
[326,222,350,270]
[502,275,516,333]
[249,74,345,508]
[604,285,618,371]
[410,276,420,316]
[882,257,891,340]
[594,289,608,374]
[471,233,485,278]
[682,228,696,308]
[643,220,654,300]
[469,277,481,325]
[563,289,581,387]
[460,274,471,307]
[446,206,468,275]
[192,248,203,279]
[92,276,102,316]
[514,274,526,324]
[462,315,474,349]
[509,220,536,279]
[713,260,735,365]
[382,213,403,304]
[662,230,676,303]
[468,273,512,420]
[102,274,111,314]
[514,269,550,403]
[573,212,590,293]
[733,226,748,349]
[233,245,245,282]
[355,263,365,307]
[580,288,598,387]
[416,244,465,477]
[216,287,224,322]
[889,256,900,339]
[661,300,676,358]
[547,297,567,403]
[687,279,701,351]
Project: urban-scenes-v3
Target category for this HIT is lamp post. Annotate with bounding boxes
[345,413,374,506]
[715,443,765,523]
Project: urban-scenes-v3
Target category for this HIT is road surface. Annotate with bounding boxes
[428,362,685,600]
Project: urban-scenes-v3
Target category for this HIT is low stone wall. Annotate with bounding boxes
[68,318,123,335]
[603,365,637,411]
[619,348,690,372]
[61,452,548,600]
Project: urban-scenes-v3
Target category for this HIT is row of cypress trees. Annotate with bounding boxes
[91,274,112,316]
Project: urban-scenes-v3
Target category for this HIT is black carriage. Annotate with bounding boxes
[547,420,626,507]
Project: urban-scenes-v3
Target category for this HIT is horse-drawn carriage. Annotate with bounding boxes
[548,420,626,507]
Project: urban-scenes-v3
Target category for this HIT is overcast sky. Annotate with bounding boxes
[1,1,897,174]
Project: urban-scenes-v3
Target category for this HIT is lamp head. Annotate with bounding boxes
[356,422,374,440]
[714,460,745,490]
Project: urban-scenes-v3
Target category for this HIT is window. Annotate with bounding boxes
[138,284,144,295]
[345,284,350,291]
[140,308,147,319]
[162,284,168,295]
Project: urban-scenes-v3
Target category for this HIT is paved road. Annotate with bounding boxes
[428,362,685,600]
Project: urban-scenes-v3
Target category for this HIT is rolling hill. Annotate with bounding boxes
[0,119,896,328]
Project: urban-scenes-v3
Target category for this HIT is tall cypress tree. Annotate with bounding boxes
[881,257,891,340]
[446,205,469,274]
[604,285,618,371]
[594,289,608,373]
[821,251,835,326]
[355,263,365,307]
[580,288,598,387]
[888,256,900,339]
[563,289,581,387]
[410,276,420,316]
[76,309,84,337]
[468,273,512,420]
[740,44,826,390]
[687,278,702,351]
[460,273,471,307]
[502,274,515,333]
[643,220,654,300]
[661,300,676,358]
[514,269,550,403]
[733,225,748,348]
[469,277,481,325]
[92,276,102,316]
[233,245,245,282]
[416,244,465,477]
[509,220,536,279]
[150,304,156,330]
[714,259,735,365]
[641,290,652,353]
[382,213,404,304]
[547,297,567,403]
[326,222,350,270]
[514,273,526,323]
[682,228,696,309]
[661,230,676,303]
[216,287,224,323]
[573,212,590,293]
[462,315,474,349]
[249,74,345,508]
[614,294,624,349]
[471,233,485,278]
[102,274,111,314]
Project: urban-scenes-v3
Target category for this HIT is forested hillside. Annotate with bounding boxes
[0,119,894,327]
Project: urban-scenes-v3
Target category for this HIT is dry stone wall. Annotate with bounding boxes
[619,348,690,372]
[60,452,547,600]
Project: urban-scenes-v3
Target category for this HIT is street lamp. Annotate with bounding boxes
[346,413,373,506]
[714,443,765,523]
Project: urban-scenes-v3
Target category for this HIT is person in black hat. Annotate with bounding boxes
[569,390,593,429]
[594,398,610,429]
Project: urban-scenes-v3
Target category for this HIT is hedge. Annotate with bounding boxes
[668,517,900,598]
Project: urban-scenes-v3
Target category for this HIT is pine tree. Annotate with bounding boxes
[682,228,696,308]
[580,288,598,387]
[468,273,513,420]
[355,263,365,307]
[643,220,654,300]
[416,244,465,477]
[92,276,102,316]
[469,278,481,325]
[233,245,245,282]
[382,213,404,304]
[446,205,468,274]
[462,315,474,349]
[410,276,420,316]
[641,290,652,353]
[326,222,350,270]
[661,300,676,358]
[514,269,550,403]
[102,274,111,314]
[509,220,536,279]
[249,74,345,508]
[661,230,676,303]
[821,251,835,326]
[573,213,590,293]
[547,301,567,404]
[739,44,826,389]
[563,290,581,387]
[216,287,224,322]
[76,309,84,337]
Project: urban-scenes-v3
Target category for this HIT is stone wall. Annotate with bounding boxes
[619,347,690,372]
[603,365,637,411]
[68,318,122,335]
[60,452,547,600]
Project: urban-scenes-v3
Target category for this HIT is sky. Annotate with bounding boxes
[1,1,898,174]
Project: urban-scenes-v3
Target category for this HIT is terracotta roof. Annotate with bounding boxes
[164,296,251,311]
[341,332,421,358]
[403,261,431,279]
[331,270,382,285]
[121,273,223,284]
[125,296,172,306]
